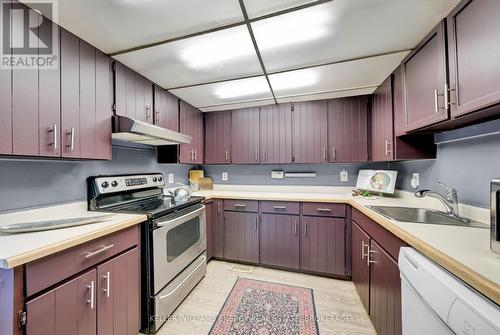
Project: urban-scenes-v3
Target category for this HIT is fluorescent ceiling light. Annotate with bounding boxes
[214,77,270,99]
[253,6,333,51]
[180,27,256,70]
[270,69,318,90]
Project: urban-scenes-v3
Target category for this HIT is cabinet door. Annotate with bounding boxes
[114,62,127,117]
[292,101,328,163]
[206,201,214,260]
[352,222,370,313]
[223,211,259,263]
[402,21,448,131]
[179,100,203,163]
[327,97,368,162]
[26,269,97,335]
[260,214,300,269]
[61,29,81,158]
[97,248,140,335]
[448,0,500,118]
[126,67,136,119]
[205,111,231,164]
[95,51,112,160]
[79,40,97,159]
[369,239,402,335]
[300,216,345,275]
[12,5,39,156]
[213,200,225,258]
[260,104,292,164]
[371,76,394,161]
[134,74,146,123]
[154,86,178,131]
[231,108,260,164]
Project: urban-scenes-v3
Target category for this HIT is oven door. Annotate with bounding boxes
[152,205,206,293]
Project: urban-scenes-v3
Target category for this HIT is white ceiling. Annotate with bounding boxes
[52,0,461,111]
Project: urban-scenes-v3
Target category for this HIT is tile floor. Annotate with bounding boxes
[152,260,376,335]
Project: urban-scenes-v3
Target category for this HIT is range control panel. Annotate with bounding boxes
[95,174,165,194]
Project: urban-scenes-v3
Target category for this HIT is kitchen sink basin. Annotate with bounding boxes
[367,206,489,229]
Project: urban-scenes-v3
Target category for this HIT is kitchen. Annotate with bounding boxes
[0,0,499,334]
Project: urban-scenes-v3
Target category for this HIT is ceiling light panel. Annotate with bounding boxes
[252,0,460,72]
[276,87,376,104]
[244,0,317,18]
[269,51,409,99]
[200,99,277,112]
[114,26,263,88]
[169,76,273,108]
[57,0,244,53]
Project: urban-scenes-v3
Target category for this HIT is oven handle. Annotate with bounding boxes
[159,255,206,300]
[156,205,205,228]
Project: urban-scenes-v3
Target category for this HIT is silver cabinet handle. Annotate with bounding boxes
[273,206,287,210]
[234,204,246,208]
[87,281,95,309]
[361,241,369,260]
[194,150,197,161]
[294,221,298,235]
[103,272,111,298]
[84,244,114,259]
[190,149,194,161]
[434,89,439,114]
[160,256,206,299]
[366,248,378,266]
[225,149,229,162]
[146,105,152,120]
[384,139,392,156]
[443,83,449,111]
[67,127,75,151]
[304,221,308,237]
[317,208,332,212]
[50,124,57,149]
[331,147,336,161]
[323,147,327,161]
[217,201,222,214]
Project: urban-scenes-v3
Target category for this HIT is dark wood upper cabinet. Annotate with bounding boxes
[292,101,328,163]
[402,21,449,131]
[260,214,300,269]
[231,108,260,164]
[300,216,346,275]
[327,97,369,162]
[154,86,179,131]
[371,77,394,161]
[205,111,231,164]
[352,222,370,313]
[448,0,500,118]
[95,51,113,160]
[179,100,204,164]
[79,40,97,159]
[369,239,402,335]
[223,211,259,263]
[260,104,293,164]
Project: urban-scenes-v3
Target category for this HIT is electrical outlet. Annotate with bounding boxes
[222,172,228,182]
[411,173,420,189]
[340,169,349,182]
[168,173,174,184]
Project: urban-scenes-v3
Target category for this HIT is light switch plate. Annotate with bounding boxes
[168,173,174,184]
[271,170,284,179]
[222,172,228,181]
[340,169,348,182]
[411,173,419,189]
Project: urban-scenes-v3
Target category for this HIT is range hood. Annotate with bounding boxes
[112,115,192,146]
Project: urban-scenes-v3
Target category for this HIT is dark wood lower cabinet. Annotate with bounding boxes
[260,214,300,269]
[300,216,346,275]
[352,222,370,312]
[369,240,402,335]
[223,211,259,263]
[26,269,97,335]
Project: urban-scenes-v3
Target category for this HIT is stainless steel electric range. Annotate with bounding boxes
[87,173,206,334]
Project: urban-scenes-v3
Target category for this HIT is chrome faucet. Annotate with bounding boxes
[415,182,459,217]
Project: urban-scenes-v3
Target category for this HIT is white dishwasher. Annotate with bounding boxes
[398,247,500,335]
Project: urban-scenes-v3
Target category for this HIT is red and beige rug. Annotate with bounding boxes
[209,278,319,335]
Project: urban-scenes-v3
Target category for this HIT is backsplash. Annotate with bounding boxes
[0,146,193,212]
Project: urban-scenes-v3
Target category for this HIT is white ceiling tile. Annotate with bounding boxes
[114,26,263,88]
[276,87,376,104]
[244,0,317,18]
[269,51,409,98]
[170,76,273,108]
[57,0,244,53]
[200,99,276,112]
[252,0,460,72]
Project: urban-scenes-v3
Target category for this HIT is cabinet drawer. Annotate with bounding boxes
[352,208,406,261]
[302,203,346,217]
[261,201,299,215]
[224,200,259,212]
[25,225,139,297]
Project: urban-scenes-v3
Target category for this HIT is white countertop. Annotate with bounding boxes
[0,202,147,269]
[194,184,500,304]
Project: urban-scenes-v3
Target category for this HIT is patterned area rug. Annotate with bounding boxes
[209,278,319,335]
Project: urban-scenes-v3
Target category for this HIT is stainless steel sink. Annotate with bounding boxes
[367,206,489,228]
